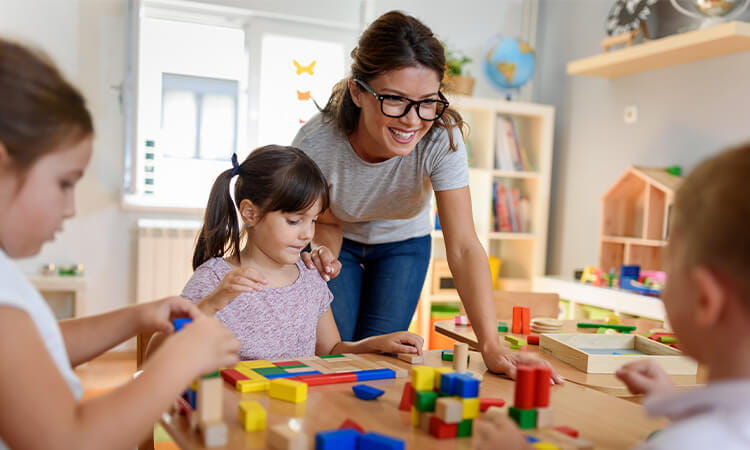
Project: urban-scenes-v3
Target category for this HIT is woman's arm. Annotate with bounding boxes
[435,187,562,382]
[303,208,343,279]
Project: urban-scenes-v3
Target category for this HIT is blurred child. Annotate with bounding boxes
[151,145,423,360]
[474,144,750,449]
[0,39,239,449]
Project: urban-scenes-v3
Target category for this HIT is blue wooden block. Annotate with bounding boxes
[358,432,405,450]
[354,368,395,381]
[263,370,321,379]
[315,429,360,450]
[352,384,385,400]
[172,318,192,331]
[525,435,540,443]
[454,374,479,398]
[185,388,196,409]
[440,372,460,396]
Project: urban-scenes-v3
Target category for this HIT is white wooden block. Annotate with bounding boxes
[397,353,424,364]
[268,422,308,450]
[197,376,223,423]
[199,420,227,448]
[435,397,463,424]
[453,343,469,373]
[536,407,554,428]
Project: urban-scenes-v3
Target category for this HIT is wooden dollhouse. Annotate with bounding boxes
[599,166,682,272]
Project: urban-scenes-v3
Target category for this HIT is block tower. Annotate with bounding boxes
[508,365,552,429]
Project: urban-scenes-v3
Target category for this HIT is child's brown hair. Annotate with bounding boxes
[671,143,750,303]
[0,38,93,170]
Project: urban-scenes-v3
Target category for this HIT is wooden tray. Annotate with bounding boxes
[539,333,697,375]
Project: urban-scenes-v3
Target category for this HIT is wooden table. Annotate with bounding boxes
[435,320,706,397]
[162,352,666,449]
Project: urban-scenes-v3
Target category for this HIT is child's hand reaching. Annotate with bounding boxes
[616,359,676,397]
[473,411,533,450]
[200,266,268,314]
[136,296,203,334]
[367,331,424,355]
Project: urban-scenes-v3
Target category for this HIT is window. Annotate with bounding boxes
[124,1,358,210]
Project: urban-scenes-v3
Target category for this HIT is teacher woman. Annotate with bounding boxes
[296,10,561,381]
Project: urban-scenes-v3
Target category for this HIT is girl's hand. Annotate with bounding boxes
[369,331,424,355]
[156,316,240,375]
[616,359,675,396]
[302,246,342,281]
[201,267,268,314]
[473,413,533,450]
[483,348,565,384]
[137,296,203,334]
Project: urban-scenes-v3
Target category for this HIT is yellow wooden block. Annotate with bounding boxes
[237,379,270,393]
[433,367,452,390]
[411,406,421,427]
[237,360,275,369]
[462,397,480,420]
[238,400,266,431]
[411,366,435,391]
[533,442,560,450]
[191,379,199,391]
[269,379,307,403]
[234,366,268,380]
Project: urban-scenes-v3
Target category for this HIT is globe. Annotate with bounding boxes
[483,36,536,96]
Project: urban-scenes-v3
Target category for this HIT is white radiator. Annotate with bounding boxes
[136,219,202,303]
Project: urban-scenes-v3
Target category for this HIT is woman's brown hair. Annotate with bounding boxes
[322,10,466,150]
[193,145,331,270]
[0,38,93,170]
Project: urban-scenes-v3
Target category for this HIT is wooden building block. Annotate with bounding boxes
[269,379,308,403]
[433,367,453,390]
[457,419,473,438]
[359,432,406,450]
[411,406,421,427]
[238,400,266,432]
[509,406,537,429]
[534,366,552,407]
[197,376,222,423]
[553,426,579,439]
[339,418,365,434]
[237,360,275,369]
[461,397,480,419]
[237,379,270,393]
[352,384,385,401]
[199,420,227,447]
[397,353,424,364]
[480,398,506,412]
[419,412,434,434]
[536,407,554,428]
[514,365,535,409]
[268,422,308,450]
[293,372,357,386]
[522,307,531,334]
[429,415,458,439]
[399,382,415,411]
[435,397,463,424]
[453,343,469,373]
[220,369,248,388]
[411,366,435,391]
[375,360,408,378]
[414,390,438,412]
[315,429,360,450]
[527,335,540,345]
[505,335,528,346]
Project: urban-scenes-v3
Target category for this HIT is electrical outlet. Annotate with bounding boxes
[624,105,638,124]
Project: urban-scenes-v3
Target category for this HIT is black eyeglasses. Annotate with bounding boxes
[354,79,449,121]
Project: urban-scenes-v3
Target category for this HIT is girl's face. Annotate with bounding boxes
[0,137,93,258]
[247,198,323,267]
[349,65,442,163]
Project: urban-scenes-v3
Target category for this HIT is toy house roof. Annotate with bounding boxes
[602,166,682,200]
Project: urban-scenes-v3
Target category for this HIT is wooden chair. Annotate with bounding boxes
[460,291,561,320]
[136,332,156,450]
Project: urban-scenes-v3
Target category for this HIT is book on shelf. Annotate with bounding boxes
[494,116,533,172]
[492,181,531,233]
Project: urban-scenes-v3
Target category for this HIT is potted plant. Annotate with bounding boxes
[443,47,475,96]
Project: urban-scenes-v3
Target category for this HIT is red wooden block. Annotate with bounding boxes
[521,307,531,334]
[479,398,506,412]
[292,372,357,386]
[514,365,535,409]
[399,382,415,412]
[527,335,540,345]
[339,419,365,434]
[534,366,552,407]
[428,416,457,439]
[670,343,681,350]
[554,425,579,438]
[274,360,305,366]
[512,307,523,334]
[220,369,248,386]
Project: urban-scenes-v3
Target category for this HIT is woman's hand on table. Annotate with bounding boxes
[483,347,565,384]
[302,246,342,281]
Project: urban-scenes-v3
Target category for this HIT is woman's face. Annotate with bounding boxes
[349,65,442,163]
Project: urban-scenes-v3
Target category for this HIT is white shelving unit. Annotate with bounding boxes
[533,275,665,321]
[415,95,555,343]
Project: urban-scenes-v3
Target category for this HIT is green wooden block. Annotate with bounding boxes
[457,419,473,437]
[441,350,453,361]
[201,371,220,378]
[252,366,287,375]
[275,364,308,369]
[509,406,537,429]
[659,336,677,344]
[415,390,438,412]
[596,327,607,334]
[577,323,636,332]
[498,324,509,332]
[319,354,346,359]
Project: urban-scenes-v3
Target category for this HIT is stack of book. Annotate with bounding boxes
[492,181,530,233]
[494,116,532,172]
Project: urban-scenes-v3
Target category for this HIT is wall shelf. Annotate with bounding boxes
[567,21,750,78]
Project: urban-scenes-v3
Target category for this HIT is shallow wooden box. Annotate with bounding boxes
[539,333,697,375]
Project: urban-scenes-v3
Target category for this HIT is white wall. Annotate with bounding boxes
[535,0,750,278]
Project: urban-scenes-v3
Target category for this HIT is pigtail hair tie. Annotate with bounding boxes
[230,152,240,177]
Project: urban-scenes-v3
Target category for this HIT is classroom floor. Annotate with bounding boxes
[75,352,178,450]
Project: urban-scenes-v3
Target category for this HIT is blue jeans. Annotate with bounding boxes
[328,235,431,341]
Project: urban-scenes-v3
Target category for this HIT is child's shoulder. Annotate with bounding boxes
[192,257,232,281]
[296,260,328,286]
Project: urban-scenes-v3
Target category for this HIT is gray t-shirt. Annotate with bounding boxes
[292,113,469,244]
